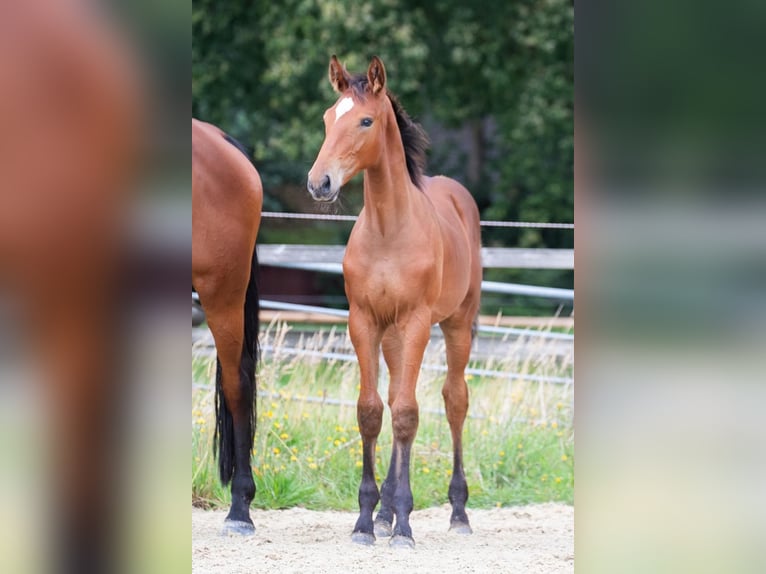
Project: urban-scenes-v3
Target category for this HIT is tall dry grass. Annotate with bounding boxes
[192,318,573,510]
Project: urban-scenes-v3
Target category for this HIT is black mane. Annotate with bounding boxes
[222,133,253,161]
[348,75,429,189]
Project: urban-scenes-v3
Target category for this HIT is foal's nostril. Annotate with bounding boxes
[320,175,331,194]
[308,174,335,200]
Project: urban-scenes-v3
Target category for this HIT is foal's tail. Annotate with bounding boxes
[215,245,260,486]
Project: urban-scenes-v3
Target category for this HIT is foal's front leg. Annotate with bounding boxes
[373,329,404,537]
[348,310,384,545]
[387,311,431,548]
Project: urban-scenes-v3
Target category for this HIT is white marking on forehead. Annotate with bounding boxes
[334,97,354,122]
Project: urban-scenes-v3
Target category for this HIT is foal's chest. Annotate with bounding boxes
[343,245,437,312]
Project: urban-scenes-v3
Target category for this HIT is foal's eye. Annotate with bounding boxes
[360,117,373,127]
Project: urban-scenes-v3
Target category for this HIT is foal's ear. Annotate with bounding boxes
[328,55,350,93]
[367,56,386,95]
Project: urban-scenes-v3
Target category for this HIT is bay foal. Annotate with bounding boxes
[307,56,482,547]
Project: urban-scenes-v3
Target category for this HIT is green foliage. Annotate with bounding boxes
[193,1,573,312]
[192,0,572,240]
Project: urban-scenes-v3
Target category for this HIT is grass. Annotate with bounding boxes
[192,319,573,511]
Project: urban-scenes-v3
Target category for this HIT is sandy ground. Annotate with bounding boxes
[192,503,574,573]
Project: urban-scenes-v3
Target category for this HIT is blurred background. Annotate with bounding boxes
[0,1,190,572]
[8,0,765,572]
[577,1,766,573]
[192,0,574,317]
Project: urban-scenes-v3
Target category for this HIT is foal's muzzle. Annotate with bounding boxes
[307,174,338,202]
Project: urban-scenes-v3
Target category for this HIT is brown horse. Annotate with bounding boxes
[307,56,482,547]
[192,119,262,535]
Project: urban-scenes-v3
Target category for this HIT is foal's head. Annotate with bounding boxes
[307,55,427,202]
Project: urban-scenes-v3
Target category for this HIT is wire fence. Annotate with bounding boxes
[258,299,573,340]
[190,384,567,426]
[192,338,573,388]
[261,211,574,230]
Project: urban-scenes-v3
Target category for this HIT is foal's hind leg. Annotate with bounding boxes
[440,313,476,534]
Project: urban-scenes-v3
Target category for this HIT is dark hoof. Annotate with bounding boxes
[374,518,393,538]
[220,519,255,537]
[351,531,376,546]
[449,520,473,535]
[389,535,415,548]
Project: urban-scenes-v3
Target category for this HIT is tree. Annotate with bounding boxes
[193,0,573,303]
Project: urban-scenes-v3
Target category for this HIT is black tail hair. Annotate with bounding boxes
[214,245,259,485]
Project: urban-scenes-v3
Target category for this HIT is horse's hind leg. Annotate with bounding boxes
[440,312,476,534]
[202,292,256,536]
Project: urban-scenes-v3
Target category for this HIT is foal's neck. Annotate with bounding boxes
[362,111,419,236]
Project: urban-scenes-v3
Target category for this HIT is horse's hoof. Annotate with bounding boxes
[449,520,473,535]
[351,531,376,546]
[374,518,393,538]
[220,519,255,537]
[389,535,415,548]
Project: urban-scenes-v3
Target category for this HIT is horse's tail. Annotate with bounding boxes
[215,244,260,486]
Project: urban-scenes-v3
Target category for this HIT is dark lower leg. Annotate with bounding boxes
[226,418,256,524]
[374,447,399,534]
[224,350,256,526]
[352,438,380,538]
[448,443,470,528]
[390,400,419,543]
[443,377,471,531]
[390,441,415,540]
[352,397,383,541]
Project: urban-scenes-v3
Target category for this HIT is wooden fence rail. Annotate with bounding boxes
[258,244,574,270]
